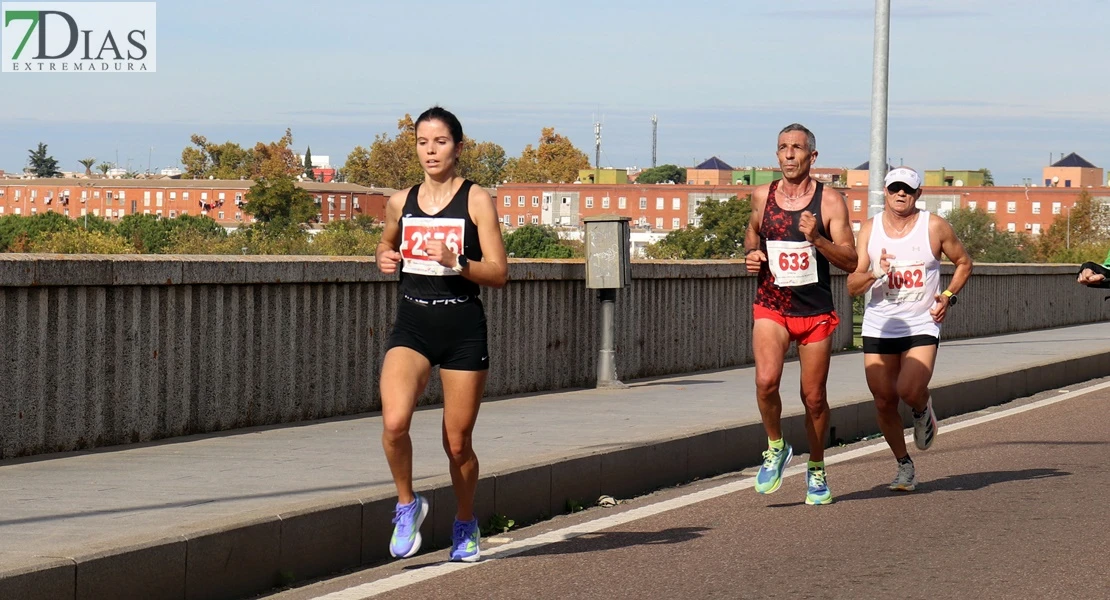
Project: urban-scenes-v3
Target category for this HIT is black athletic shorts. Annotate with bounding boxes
[862,335,939,355]
[386,295,489,371]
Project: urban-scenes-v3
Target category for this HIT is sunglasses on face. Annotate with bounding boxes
[886,182,917,195]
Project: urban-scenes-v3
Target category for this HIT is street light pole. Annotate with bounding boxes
[867,0,891,218]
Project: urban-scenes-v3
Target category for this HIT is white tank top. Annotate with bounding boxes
[862,211,942,339]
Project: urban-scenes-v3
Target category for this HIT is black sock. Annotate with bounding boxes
[898,454,913,465]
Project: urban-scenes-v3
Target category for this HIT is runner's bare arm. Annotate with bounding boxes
[935,214,972,295]
[928,214,972,322]
[744,187,768,273]
[813,189,858,272]
[375,190,408,274]
[846,219,877,297]
[463,186,509,288]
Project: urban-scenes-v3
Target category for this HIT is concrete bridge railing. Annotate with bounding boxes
[0,256,1099,458]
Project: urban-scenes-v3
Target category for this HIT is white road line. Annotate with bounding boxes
[312,381,1110,600]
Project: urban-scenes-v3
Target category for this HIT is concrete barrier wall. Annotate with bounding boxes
[937,263,1108,338]
[0,256,1099,458]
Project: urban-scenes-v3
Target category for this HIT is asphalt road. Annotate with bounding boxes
[259,381,1110,600]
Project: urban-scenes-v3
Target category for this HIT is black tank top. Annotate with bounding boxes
[755,180,834,316]
[397,180,482,300]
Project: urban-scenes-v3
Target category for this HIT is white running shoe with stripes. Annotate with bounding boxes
[889,460,916,492]
[913,398,938,450]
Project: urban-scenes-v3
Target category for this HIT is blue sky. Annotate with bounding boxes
[2,0,1109,185]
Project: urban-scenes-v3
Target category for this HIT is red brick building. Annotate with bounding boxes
[494,182,756,232]
[839,185,1110,235]
[0,179,392,226]
[495,181,1110,237]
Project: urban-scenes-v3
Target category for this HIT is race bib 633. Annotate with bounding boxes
[766,240,818,287]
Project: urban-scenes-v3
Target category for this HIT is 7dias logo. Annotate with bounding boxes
[2,2,156,72]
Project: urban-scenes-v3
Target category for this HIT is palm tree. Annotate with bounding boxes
[97,162,112,176]
[78,158,96,177]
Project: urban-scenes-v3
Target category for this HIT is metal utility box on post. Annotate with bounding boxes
[584,216,631,389]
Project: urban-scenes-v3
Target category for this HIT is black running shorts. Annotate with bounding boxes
[386,295,489,371]
[862,335,939,355]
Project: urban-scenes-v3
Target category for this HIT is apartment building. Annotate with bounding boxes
[0,179,392,225]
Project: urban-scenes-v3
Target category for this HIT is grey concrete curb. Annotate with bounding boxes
[4,349,1107,600]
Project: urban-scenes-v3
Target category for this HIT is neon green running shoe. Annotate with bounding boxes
[754,442,793,494]
[805,466,833,505]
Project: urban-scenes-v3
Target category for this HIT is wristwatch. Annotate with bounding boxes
[942,289,958,305]
[451,254,469,274]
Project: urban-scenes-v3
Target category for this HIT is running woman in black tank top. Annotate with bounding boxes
[742,124,857,506]
[375,107,508,563]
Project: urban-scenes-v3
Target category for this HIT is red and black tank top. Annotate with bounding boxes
[397,179,482,300]
[755,180,834,316]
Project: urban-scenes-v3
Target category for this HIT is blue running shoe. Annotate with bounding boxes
[805,466,833,505]
[389,495,428,558]
[449,518,481,563]
[754,442,793,494]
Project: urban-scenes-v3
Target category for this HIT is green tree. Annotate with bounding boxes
[943,207,997,260]
[366,114,425,189]
[163,219,238,254]
[980,231,1034,263]
[944,206,1034,263]
[78,158,96,177]
[30,229,136,254]
[504,127,590,184]
[979,168,994,187]
[252,128,302,180]
[28,143,61,178]
[180,134,253,180]
[1035,191,1110,262]
[458,140,508,187]
[242,177,317,228]
[303,146,314,180]
[97,162,112,175]
[342,145,374,187]
[635,164,686,184]
[117,213,172,253]
[167,213,228,239]
[231,224,312,255]
[75,214,116,235]
[310,219,383,255]
[646,195,751,259]
[0,212,78,251]
[503,224,575,258]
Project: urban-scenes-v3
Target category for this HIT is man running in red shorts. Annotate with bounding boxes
[744,123,858,505]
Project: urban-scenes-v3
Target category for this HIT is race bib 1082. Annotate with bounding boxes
[766,240,818,287]
[882,260,927,303]
[400,217,465,276]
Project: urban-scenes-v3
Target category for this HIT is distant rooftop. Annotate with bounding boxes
[694,156,733,171]
[1051,153,1098,169]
